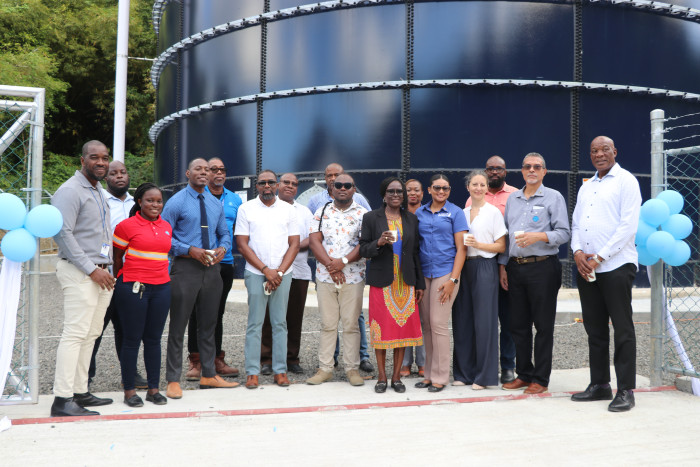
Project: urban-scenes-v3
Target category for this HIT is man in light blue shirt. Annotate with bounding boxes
[499,152,570,395]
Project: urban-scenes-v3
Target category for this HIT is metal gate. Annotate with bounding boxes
[0,85,45,404]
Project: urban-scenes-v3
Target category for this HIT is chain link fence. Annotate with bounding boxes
[652,109,700,383]
[0,85,45,404]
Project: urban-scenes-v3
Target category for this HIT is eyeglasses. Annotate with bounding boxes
[431,185,451,192]
[385,189,403,196]
[256,180,277,187]
[485,167,505,173]
[334,182,354,190]
[281,180,299,187]
[522,164,544,171]
[210,167,226,174]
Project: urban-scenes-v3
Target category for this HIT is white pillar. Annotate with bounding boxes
[112,0,131,163]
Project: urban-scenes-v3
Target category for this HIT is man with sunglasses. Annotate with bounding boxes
[185,158,243,380]
[236,170,300,389]
[162,158,238,399]
[499,153,570,395]
[465,156,517,384]
[260,173,314,375]
[307,173,368,387]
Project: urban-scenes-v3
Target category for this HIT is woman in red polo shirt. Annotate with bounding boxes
[113,183,172,407]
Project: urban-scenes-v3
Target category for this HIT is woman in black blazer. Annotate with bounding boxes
[360,177,425,394]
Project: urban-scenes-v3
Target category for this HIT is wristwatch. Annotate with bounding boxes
[449,277,459,284]
[592,255,603,264]
[278,270,284,277]
[341,256,349,265]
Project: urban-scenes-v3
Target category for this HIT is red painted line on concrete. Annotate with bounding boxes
[10,385,677,426]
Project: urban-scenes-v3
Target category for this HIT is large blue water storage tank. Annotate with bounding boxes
[150,0,700,283]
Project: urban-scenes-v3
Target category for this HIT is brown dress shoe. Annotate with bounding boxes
[399,366,411,377]
[215,351,240,377]
[524,382,548,394]
[200,375,240,389]
[185,353,201,381]
[245,375,259,389]
[166,382,182,399]
[274,373,290,387]
[502,378,530,391]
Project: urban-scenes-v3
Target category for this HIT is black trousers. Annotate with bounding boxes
[577,263,637,390]
[187,263,234,354]
[261,278,310,366]
[506,256,561,387]
[166,257,222,381]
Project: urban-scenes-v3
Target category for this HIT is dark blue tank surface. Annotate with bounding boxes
[151,1,700,284]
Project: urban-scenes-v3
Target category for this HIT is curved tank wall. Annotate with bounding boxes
[150,0,700,284]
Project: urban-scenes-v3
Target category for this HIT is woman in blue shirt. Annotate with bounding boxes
[414,174,468,392]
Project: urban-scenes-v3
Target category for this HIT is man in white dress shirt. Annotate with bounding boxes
[570,136,641,412]
[236,170,300,389]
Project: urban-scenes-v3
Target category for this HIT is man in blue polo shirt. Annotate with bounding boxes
[185,157,243,380]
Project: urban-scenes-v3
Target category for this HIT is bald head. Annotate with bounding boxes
[82,140,107,158]
[105,161,129,199]
[485,155,507,191]
[324,163,344,191]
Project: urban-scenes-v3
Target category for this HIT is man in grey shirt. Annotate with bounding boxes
[50,140,116,417]
[498,152,570,395]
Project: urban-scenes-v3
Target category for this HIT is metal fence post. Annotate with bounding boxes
[650,108,665,387]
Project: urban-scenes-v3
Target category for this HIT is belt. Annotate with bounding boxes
[60,259,110,269]
[510,255,553,265]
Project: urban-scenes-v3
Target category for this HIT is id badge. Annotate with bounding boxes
[100,243,110,258]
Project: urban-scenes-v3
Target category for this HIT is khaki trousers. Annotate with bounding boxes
[53,260,113,397]
[316,281,364,372]
[420,274,457,386]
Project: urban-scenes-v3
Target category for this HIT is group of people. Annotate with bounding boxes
[48,134,641,417]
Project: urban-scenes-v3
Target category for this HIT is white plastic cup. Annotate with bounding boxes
[388,230,398,243]
[587,270,596,282]
[514,230,525,239]
[463,233,475,245]
[263,281,272,295]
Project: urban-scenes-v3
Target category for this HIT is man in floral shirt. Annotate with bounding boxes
[307,173,367,386]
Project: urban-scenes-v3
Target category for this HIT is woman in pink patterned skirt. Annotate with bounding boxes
[360,177,425,393]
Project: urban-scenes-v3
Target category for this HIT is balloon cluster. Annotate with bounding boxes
[0,193,63,263]
[636,190,692,267]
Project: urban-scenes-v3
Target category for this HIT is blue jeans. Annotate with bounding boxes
[244,271,291,375]
[402,344,426,367]
[113,277,170,390]
[334,311,369,362]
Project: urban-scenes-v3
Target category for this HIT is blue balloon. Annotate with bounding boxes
[24,204,64,238]
[637,244,660,266]
[646,230,676,258]
[656,190,684,215]
[1,228,37,263]
[661,214,693,240]
[635,219,657,246]
[641,199,670,227]
[663,240,691,267]
[0,193,28,230]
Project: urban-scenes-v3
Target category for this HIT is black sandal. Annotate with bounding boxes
[391,380,406,393]
[375,380,388,393]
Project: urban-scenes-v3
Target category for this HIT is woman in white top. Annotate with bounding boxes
[452,171,507,389]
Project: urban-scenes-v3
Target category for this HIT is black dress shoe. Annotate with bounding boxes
[359,360,374,373]
[124,394,144,407]
[51,397,99,417]
[571,383,614,402]
[500,369,516,384]
[375,380,387,393]
[261,364,273,376]
[134,373,149,389]
[415,380,432,389]
[146,392,168,405]
[73,392,113,407]
[288,363,304,374]
[391,380,406,393]
[428,384,445,393]
[608,389,635,412]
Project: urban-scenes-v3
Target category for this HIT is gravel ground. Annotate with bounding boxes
[31,273,670,396]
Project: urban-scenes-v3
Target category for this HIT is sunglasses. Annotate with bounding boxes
[385,189,404,196]
[485,167,505,173]
[210,167,226,174]
[256,180,277,187]
[522,164,544,171]
[281,180,299,187]
[431,185,451,192]
[334,182,354,190]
